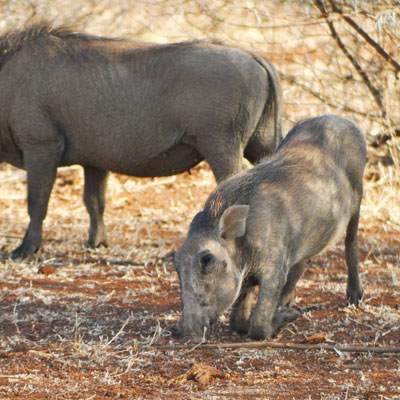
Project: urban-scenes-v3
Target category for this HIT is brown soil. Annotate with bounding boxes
[0,163,399,399]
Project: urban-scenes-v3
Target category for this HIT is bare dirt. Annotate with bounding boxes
[0,163,399,399]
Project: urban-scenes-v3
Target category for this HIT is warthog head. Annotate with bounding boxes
[174,205,249,341]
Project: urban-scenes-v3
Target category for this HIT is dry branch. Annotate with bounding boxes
[281,73,382,120]
[154,340,400,354]
[313,0,385,114]
[0,233,23,239]
[328,0,400,73]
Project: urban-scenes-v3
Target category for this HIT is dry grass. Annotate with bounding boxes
[1,0,400,223]
[0,1,399,399]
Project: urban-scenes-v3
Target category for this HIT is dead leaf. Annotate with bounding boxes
[169,363,224,385]
[38,265,56,275]
[302,332,328,344]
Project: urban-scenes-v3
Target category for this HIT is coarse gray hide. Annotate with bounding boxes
[174,115,366,341]
[0,23,283,258]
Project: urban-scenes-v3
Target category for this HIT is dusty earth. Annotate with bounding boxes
[0,162,399,399]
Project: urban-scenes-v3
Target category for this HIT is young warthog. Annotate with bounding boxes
[0,23,282,258]
[174,115,366,341]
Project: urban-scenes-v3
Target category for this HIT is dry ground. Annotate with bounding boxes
[0,1,399,398]
[0,161,399,400]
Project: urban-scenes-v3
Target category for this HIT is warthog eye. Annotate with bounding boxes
[199,250,214,274]
[201,253,213,265]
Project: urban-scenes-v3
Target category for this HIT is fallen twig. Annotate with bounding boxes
[0,233,23,239]
[100,316,131,349]
[0,172,26,184]
[153,340,400,354]
[28,350,60,358]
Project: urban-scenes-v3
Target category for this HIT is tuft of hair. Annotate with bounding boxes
[0,22,214,68]
[0,21,122,67]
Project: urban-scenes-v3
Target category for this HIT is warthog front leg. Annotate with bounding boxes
[11,146,58,259]
[230,286,256,334]
[83,167,108,248]
[279,261,306,308]
[248,267,285,340]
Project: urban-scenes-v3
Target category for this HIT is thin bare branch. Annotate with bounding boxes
[282,73,384,123]
[154,340,400,354]
[328,0,400,73]
[313,0,385,114]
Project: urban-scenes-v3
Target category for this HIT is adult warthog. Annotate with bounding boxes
[174,115,366,341]
[0,23,282,258]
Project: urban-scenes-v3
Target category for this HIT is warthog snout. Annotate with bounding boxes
[177,312,214,342]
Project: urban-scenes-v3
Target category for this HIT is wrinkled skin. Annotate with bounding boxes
[0,23,283,258]
[175,115,366,341]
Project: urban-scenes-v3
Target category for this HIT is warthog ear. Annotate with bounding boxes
[219,205,250,240]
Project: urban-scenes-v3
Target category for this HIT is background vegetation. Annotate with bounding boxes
[0,1,399,399]
[2,0,400,227]
[2,0,399,131]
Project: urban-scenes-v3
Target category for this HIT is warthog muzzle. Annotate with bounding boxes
[177,313,216,342]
